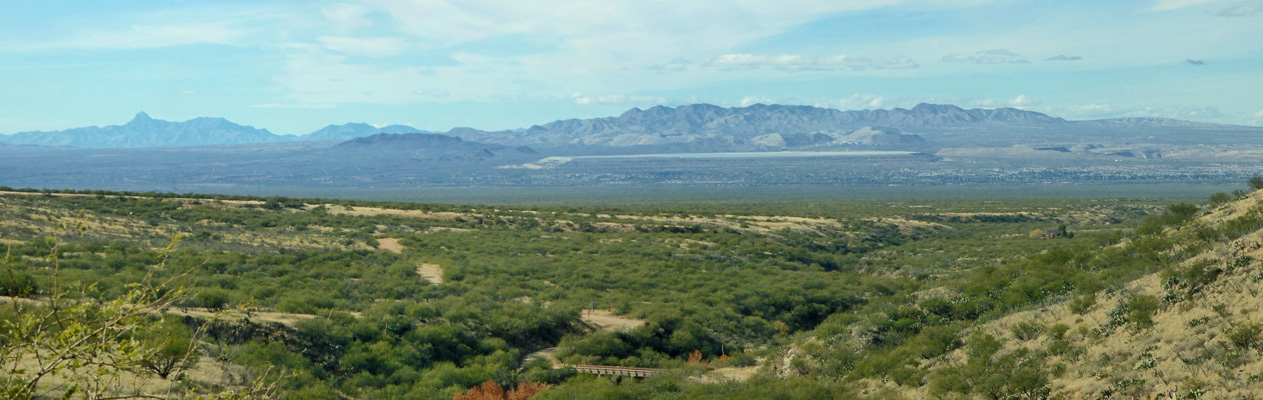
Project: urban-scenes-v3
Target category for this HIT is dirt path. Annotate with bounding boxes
[581,309,645,331]
[522,347,559,368]
[700,366,760,383]
[417,263,443,284]
[373,238,443,284]
[327,206,464,221]
[376,238,403,253]
[519,310,646,370]
[0,296,330,326]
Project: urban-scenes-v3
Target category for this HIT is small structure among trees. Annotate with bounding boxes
[1029,224,1072,239]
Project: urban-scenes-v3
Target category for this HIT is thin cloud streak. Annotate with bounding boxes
[1218,5,1263,16]
[704,54,918,71]
[0,22,251,52]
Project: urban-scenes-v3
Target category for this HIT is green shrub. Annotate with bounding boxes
[138,317,199,379]
[1226,323,1262,350]
[1010,321,1045,341]
[1209,192,1233,206]
[1126,295,1160,329]
[194,288,232,311]
[1049,323,1070,340]
[916,325,963,359]
[1069,293,1096,315]
[0,271,37,297]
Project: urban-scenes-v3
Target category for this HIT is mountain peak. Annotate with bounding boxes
[130,112,153,123]
[910,103,964,114]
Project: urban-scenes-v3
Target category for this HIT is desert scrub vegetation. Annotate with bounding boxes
[1,233,277,399]
[8,188,1260,399]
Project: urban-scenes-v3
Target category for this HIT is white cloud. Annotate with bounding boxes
[1009,94,1036,108]
[1218,5,1263,16]
[1152,0,1228,11]
[572,93,669,106]
[322,3,374,30]
[970,94,1039,109]
[704,53,917,71]
[831,94,889,110]
[740,96,776,107]
[362,0,985,50]
[941,49,1029,64]
[1124,106,1222,120]
[1043,55,1082,61]
[318,36,408,57]
[1066,104,1114,114]
[253,103,338,109]
[648,58,695,72]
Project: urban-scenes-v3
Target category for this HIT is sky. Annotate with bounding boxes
[2,0,1262,135]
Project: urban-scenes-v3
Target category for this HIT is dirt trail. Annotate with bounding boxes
[373,238,443,284]
[522,347,559,368]
[417,263,443,284]
[700,366,760,383]
[521,310,646,370]
[0,296,330,326]
[327,206,464,220]
[581,309,645,331]
[376,238,403,253]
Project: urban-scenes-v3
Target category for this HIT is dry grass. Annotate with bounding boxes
[12,351,253,399]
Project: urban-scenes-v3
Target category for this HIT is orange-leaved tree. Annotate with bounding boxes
[454,380,547,400]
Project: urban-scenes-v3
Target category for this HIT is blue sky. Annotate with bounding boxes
[2,0,1261,135]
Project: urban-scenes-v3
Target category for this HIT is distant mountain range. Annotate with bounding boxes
[0,113,433,148]
[0,112,285,148]
[302,123,431,142]
[0,104,1245,149]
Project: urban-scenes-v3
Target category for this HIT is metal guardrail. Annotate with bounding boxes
[573,364,661,378]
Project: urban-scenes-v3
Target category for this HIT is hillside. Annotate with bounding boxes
[913,191,1263,398]
[770,187,1263,399]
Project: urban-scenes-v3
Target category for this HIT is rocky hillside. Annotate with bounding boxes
[912,192,1263,398]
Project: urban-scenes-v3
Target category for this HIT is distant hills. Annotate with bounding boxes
[0,113,433,148]
[331,133,538,162]
[302,123,432,142]
[0,104,1248,150]
[0,112,285,148]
